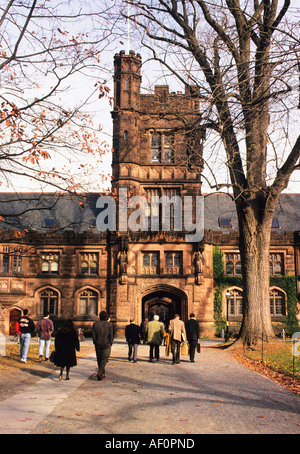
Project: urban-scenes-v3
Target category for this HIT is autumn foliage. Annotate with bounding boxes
[0,0,114,195]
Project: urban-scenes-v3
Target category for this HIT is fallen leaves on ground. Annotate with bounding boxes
[231,352,300,396]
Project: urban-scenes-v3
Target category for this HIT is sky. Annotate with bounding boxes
[1,1,299,195]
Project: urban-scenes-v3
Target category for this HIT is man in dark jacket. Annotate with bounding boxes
[140,318,148,344]
[125,318,141,362]
[185,313,200,362]
[92,311,114,380]
[16,309,35,363]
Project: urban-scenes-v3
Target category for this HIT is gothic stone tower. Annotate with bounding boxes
[109,50,214,336]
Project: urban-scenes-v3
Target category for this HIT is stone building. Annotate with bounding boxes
[0,51,299,336]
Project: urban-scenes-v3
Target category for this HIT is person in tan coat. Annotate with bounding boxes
[168,314,186,364]
[145,315,164,362]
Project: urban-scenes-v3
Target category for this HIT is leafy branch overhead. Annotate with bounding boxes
[0,0,114,195]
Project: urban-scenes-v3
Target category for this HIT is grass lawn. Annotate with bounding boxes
[0,343,95,371]
[229,341,300,396]
[241,342,300,379]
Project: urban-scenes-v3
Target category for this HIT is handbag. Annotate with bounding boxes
[181,341,189,356]
[49,350,56,363]
[164,333,171,356]
[197,340,201,353]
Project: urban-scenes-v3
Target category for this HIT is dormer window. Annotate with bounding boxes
[90,218,97,228]
[44,218,55,228]
[219,218,232,228]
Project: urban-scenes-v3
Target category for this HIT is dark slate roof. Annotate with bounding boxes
[203,192,300,233]
[0,191,299,234]
[0,193,101,233]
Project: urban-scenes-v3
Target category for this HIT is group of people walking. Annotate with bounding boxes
[15,309,79,380]
[14,309,200,382]
[126,313,200,365]
[15,308,113,381]
[15,309,54,364]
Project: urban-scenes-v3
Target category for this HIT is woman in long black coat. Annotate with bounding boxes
[54,319,80,380]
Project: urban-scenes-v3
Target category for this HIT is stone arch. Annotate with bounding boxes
[222,287,243,318]
[269,286,287,316]
[8,306,22,335]
[74,286,102,317]
[34,285,61,317]
[139,284,188,327]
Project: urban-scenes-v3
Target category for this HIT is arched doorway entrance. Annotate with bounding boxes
[9,309,21,335]
[141,286,187,329]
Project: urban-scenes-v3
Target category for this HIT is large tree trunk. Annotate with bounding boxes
[235,195,276,345]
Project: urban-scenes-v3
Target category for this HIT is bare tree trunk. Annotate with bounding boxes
[236,197,275,345]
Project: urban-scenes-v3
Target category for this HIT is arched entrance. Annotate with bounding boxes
[9,309,21,335]
[141,286,187,329]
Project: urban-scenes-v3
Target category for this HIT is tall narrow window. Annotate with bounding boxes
[164,135,174,163]
[40,289,58,315]
[151,134,161,162]
[145,187,180,231]
[227,289,243,316]
[225,261,234,275]
[269,253,283,275]
[145,188,161,230]
[2,253,9,273]
[150,132,175,163]
[270,289,285,315]
[13,255,22,273]
[163,188,180,230]
[79,289,98,315]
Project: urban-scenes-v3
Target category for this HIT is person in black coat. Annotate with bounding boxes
[92,311,114,380]
[54,319,80,380]
[185,313,200,362]
[125,318,141,362]
[140,318,148,344]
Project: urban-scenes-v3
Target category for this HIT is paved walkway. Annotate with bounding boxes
[0,339,299,435]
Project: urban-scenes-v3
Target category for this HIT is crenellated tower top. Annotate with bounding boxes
[111,51,204,200]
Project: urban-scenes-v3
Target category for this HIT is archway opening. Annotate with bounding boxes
[142,289,185,329]
[9,309,21,335]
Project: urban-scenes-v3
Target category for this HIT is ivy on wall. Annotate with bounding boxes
[270,275,299,336]
[213,246,226,336]
[213,246,299,337]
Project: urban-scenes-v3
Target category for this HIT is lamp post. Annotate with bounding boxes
[225,290,230,343]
